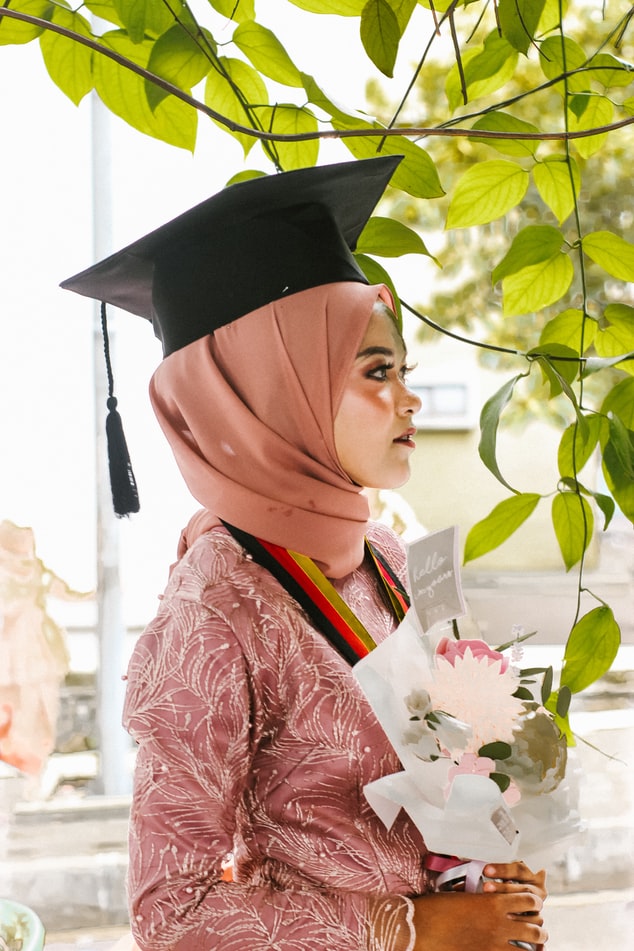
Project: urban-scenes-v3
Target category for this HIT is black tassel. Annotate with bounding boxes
[101,304,140,517]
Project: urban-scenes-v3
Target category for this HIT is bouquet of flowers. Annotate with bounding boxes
[354,527,582,875]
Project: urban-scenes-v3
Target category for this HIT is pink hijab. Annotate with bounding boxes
[150,281,394,578]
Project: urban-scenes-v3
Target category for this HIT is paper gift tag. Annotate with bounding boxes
[407,526,466,632]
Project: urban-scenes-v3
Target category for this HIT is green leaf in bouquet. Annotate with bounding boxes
[552,490,594,571]
[560,606,621,694]
[556,685,572,718]
[583,231,634,282]
[464,493,541,563]
[541,665,553,704]
[489,772,512,793]
[479,741,513,760]
[513,686,535,701]
[446,161,529,229]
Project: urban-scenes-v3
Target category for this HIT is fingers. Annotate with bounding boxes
[483,862,548,899]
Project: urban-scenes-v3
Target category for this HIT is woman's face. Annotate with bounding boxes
[334,301,422,490]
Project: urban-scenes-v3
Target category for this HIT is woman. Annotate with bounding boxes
[63,157,548,951]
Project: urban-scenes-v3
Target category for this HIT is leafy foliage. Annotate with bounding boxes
[1,0,633,698]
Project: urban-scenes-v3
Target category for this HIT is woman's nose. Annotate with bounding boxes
[400,384,422,416]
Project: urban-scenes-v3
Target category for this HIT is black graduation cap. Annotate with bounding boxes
[61,155,402,357]
[61,156,402,516]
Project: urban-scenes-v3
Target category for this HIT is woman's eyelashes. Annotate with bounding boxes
[366,361,416,382]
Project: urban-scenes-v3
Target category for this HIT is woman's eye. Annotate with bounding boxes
[367,363,392,380]
[400,363,416,381]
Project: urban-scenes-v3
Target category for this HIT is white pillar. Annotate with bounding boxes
[91,91,131,797]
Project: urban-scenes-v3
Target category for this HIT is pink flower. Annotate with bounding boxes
[436,637,509,673]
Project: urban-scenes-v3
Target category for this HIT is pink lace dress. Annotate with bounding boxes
[123,522,430,951]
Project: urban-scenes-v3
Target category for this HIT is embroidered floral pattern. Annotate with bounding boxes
[124,523,427,951]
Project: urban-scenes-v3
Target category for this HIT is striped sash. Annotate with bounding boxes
[222,521,409,665]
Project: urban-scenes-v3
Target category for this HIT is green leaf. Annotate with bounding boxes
[254,104,319,170]
[387,0,417,32]
[557,415,604,479]
[568,93,613,158]
[539,35,590,95]
[560,478,616,531]
[209,0,255,21]
[492,225,563,283]
[479,741,513,760]
[84,1,125,28]
[446,33,518,111]
[353,253,402,329]
[601,376,634,429]
[556,685,572,718]
[489,772,511,793]
[39,7,94,106]
[470,112,539,158]
[146,24,215,111]
[0,0,53,44]
[204,56,268,156]
[589,52,634,88]
[584,231,634,282]
[552,491,594,571]
[95,29,197,150]
[498,0,546,54]
[530,343,580,395]
[602,438,634,522]
[302,73,365,125]
[357,217,435,260]
[225,169,267,185]
[606,414,634,479]
[287,0,366,12]
[539,308,596,354]
[234,21,302,87]
[464,493,541,563]
[360,0,400,78]
[561,606,621,694]
[502,253,574,317]
[477,374,526,493]
[595,304,634,374]
[446,161,529,229]
[333,120,444,199]
[113,0,175,45]
[532,155,581,223]
[541,665,553,704]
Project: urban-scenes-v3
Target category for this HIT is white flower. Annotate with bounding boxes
[428,648,525,754]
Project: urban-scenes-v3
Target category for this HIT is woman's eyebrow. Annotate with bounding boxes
[355,345,405,360]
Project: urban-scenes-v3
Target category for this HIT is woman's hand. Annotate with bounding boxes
[411,861,548,951]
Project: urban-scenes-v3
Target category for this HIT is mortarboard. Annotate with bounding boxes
[61,156,403,514]
[61,155,402,356]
